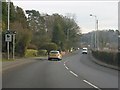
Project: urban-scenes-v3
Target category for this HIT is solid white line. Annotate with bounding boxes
[83,80,101,90]
[70,71,78,77]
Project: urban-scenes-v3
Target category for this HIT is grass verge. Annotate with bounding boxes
[0,59,15,62]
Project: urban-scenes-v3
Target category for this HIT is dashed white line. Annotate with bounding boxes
[64,60,68,64]
[64,61,78,77]
[65,66,69,70]
[64,61,101,90]
[64,63,69,70]
[69,71,78,77]
[83,80,101,90]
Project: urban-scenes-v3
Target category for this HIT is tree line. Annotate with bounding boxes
[2,2,81,57]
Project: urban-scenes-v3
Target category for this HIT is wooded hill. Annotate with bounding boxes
[80,29,119,50]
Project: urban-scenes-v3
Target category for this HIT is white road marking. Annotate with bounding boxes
[64,59,101,90]
[83,80,101,90]
[65,66,69,70]
[64,63,69,70]
[70,71,78,77]
[64,61,78,77]
[64,60,68,64]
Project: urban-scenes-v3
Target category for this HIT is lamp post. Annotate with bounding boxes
[96,19,99,50]
[7,0,10,60]
[90,14,99,50]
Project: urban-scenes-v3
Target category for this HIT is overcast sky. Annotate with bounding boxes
[12,1,118,33]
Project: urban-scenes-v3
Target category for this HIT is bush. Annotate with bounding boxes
[38,50,47,56]
[40,43,58,53]
[25,49,38,57]
[27,44,37,50]
[92,50,118,66]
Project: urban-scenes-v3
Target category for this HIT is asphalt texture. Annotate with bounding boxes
[2,50,119,89]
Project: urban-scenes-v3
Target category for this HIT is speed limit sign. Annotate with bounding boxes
[5,34,12,42]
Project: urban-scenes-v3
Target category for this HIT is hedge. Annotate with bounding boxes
[92,50,119,67]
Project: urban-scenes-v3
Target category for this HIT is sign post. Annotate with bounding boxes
[12,32,16,59]
[5,32,12,60]
[5,34,12,42]
[6,0,10,60]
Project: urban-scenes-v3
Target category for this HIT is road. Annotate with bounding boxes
[2,50,119,89]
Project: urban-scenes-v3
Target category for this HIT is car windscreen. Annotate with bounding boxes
[83,49,87,50]
[50,52,59,54]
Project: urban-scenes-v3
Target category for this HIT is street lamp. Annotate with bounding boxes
[90,14,99,50]
[7,0,10,60]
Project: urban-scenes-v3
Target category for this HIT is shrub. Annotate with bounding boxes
[25,49,38,57]
[40,43,58,53]
[38,50,47,56]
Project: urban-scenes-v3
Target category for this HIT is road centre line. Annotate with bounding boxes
[64,63,69,70]
[64,59,101,90]
[64,61,78,77]
[65,66,69,70]
[69,70,78,77]
[83,80,101,90]
[64,60,69,64]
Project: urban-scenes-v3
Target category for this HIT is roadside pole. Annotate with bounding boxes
[90,14,98,50]
[12,32,16,59]
[13,34,15,59]
[7,42,9,60]
[6,0,16,60]
[7,1,10,60]
[96,20,99,50]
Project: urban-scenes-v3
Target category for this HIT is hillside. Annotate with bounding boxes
[80,30,119,50]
